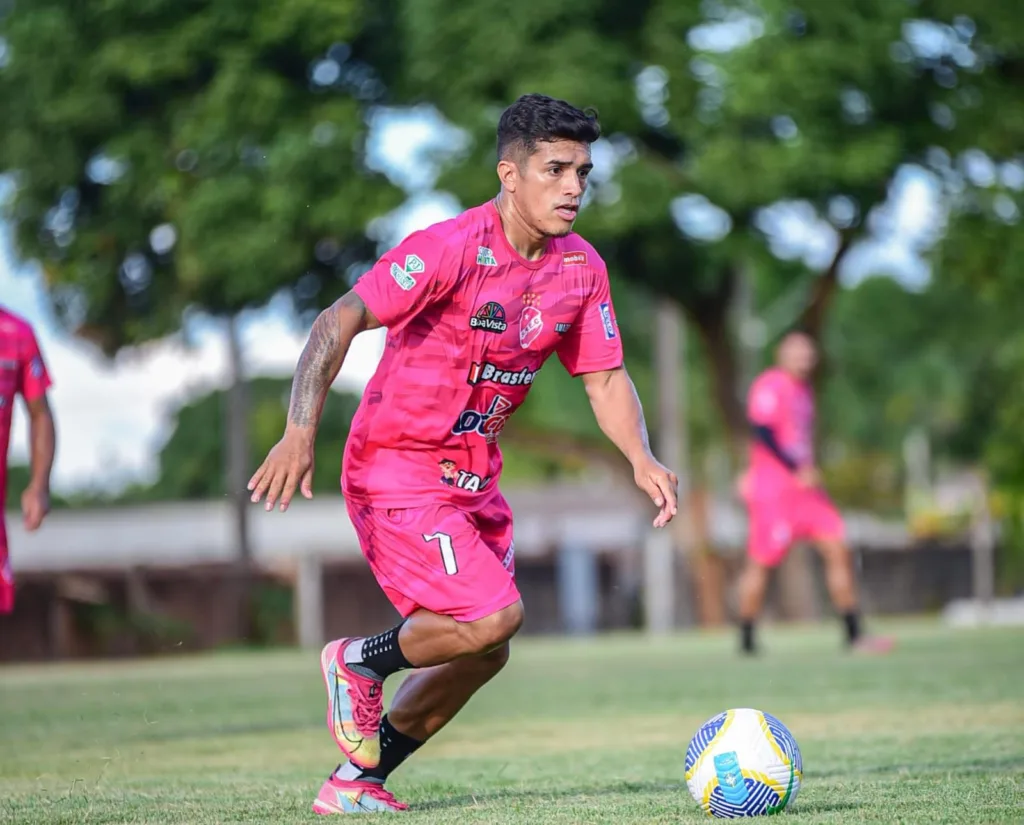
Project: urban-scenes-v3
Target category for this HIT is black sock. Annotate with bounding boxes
[344,624,412,681]
[359,715,423,783]
[740,620,756,654]
[843,612,861,645]
[332,715,424,784]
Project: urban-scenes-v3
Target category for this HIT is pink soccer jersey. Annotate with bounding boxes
[343,200,624,509]
[0,308,52,514]
[746,367,815,496]
[0,308,52,611]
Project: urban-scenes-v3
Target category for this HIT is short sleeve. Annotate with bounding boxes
[557,262,625,377]
[18,325,52,402]
[747,374,781,427]
[352,230,461,331]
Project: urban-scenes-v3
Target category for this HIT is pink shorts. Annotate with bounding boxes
[747,486,845,567]
[345,495,519,623]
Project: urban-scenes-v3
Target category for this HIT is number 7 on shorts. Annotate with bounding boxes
[423,532,459,576]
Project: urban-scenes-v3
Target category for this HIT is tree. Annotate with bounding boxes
[0,0,403,635]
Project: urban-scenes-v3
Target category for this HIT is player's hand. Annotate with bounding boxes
[248,431,315,512]
[796,466,822,489]
[633,454,679,529]
[21,485,50,532]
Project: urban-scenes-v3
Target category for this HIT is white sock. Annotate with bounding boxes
[342,638,366,666]
[333,761,364,781]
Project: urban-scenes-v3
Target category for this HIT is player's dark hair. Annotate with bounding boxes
[496,94,601,162]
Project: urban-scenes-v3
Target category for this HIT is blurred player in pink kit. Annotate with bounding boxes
[248,94,679,814]
[0,307,56,614]
[737,329,893,656]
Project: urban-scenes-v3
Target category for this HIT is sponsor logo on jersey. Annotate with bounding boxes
[438,458,493,493]
[470,302,508,333]
[452,395,514,443]
[477,246,497,267]
[404,254,425,274]
[555,322,572,334]
[467,361,538,387]
[599,301,617,340]
[563,251,587,266]
[389,261,417,291]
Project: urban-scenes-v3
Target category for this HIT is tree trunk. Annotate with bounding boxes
[224,314,253,642]
[691,310,748,461]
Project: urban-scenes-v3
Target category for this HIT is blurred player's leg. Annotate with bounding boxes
[804,492,894,654]
[737,561,771,655]
[0,521,14,615]
[811,536,893,654]
[739,499,792,655]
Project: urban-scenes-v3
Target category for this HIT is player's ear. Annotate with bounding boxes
[497,158,519,193]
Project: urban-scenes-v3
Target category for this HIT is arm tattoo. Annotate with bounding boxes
[287,292,373,430]
[288,309,344,429]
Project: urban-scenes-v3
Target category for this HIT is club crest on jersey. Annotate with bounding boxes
[452,395,513,443]
[470,302,508,333]
[477,246,498,267]
[562,251,587,267]
[519,292,543,349]
[599,301,617,340]
[467,361,538,387]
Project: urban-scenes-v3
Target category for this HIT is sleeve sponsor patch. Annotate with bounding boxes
[598,302,616,340]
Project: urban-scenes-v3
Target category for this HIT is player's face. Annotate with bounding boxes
[778,333,818,379]
[513,140,593,238]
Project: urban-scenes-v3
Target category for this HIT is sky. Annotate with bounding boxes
[1,107,942,495]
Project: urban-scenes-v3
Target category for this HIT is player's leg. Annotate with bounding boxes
[326,640,510,788]
[318,501,521,788]
[738,501,792,655]
[315,499,519,813]
[737,561,770,655]
[803,492,893,653]
[0,518,14,615]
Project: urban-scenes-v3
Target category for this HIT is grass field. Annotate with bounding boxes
[1,620,1022,824]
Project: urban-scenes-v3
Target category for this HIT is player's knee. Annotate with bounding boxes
[462,600,524,655]
[477,641,511,673]
[816,538,849,565]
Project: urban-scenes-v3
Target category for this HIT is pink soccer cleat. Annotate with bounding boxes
[851,634,896,655]
[312,775,409,815]
[321,638,383,768]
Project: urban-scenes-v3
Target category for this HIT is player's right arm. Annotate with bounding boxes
[248,230,459,512]
[248,291,379,511]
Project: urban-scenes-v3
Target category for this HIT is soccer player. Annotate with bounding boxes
[0,306,56,615]
[248,94,679,814]
[736,329,893,656]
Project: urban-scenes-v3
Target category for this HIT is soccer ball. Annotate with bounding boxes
[684,708,803,818]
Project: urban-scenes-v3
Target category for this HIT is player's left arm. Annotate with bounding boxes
[558,260,678,528]
[581,367,678,528]
[18,330,55,531]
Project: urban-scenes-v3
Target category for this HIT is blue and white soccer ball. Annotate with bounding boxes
[685,708,803,818]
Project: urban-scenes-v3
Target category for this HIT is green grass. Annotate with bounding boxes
[1,619,1022,823]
